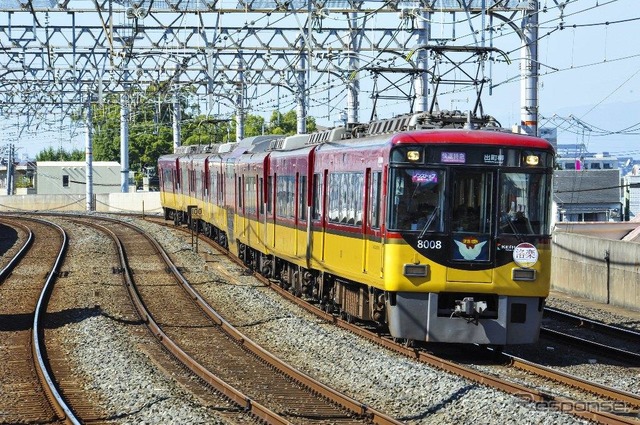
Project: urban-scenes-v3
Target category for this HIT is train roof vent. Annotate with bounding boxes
[217,143,238,154]
[175,144,218,154]
[268,138,285,150]
[367,114,417,136]
[271,134,311,151]
[242,135,283,153]
[306,127,348,145]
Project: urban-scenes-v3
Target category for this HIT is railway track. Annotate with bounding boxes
[541,307,640,365]
[77,215,402,424]
[144,215,640,425]
[0,216,79,424]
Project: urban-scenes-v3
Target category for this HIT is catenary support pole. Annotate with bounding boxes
[520,2,539,136]
[120,92,130,193]
[85,101,94,212]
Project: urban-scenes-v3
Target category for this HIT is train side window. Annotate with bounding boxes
[267,175,273,214]
[259,177,264,215]
[312,173,323,220]
[245,176,256,215]
[370,172,382,229]
[276,175,295,219]
[327,172,363,226]
[237,176,243,209]
[354,173,364,225]
[62,174,69,188]
[328,173,340,222]
[299,175,307,221]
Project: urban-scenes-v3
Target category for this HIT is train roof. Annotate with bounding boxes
[158,111,553,166]
[389,129,554,150]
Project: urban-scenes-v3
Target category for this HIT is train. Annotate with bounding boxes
[158,111,555,346]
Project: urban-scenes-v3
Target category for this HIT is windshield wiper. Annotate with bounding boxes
[501,212,525,242]
[418,206,440,239]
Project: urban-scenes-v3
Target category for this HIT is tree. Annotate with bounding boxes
[44,85,318,188]
[267,110,316,135]
[36,147,84,161]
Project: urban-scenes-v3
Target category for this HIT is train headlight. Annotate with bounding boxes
[525,155,539,166]
[403,263,428,277]
[406,150,421,162]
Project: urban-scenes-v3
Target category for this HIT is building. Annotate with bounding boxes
[556,151,618,171]
[35,161,122,195]
[624,166,640,221]
[0,158,37,195]
[554,169,623,222]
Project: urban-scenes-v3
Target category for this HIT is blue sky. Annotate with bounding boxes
[481,0,640,156]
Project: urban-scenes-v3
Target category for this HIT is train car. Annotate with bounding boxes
[159,112,555,346]
[158,154,182,222]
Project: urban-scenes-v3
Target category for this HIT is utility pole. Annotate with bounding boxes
[85,100,94,212]
[347,10,360,124]
[120,92,130,193]
[5,144,14,196]
[413,9,430,113]
[236,52,246,141]
[520,1,539,136]
[172,91,182,153]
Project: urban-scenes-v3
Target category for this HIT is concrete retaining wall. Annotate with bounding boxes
[0,192,162,215]
[551,232,640,312]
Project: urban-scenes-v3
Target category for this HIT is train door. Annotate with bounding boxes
[364,169,383,277]
[267,173,276,249]
[446,169,494,282]
[319,170,328,261]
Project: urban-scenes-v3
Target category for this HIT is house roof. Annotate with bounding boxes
[554,169,621,205]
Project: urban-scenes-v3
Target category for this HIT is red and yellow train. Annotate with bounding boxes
[158,112,555,345]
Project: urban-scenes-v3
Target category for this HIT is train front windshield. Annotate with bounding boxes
[498,172,550,236]
[389,168,550,236]
[389,168,445,232]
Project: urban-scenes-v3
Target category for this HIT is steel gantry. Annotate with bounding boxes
[0,0,539,204]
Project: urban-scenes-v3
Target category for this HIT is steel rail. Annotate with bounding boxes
[544,306,640,341]
[540,327,640,365]
[28,217,81,425]
[0,218,34,283]
[505,353,640,409]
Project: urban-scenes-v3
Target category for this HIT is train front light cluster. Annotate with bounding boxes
[525,155,539,166]
[406,150,421,162]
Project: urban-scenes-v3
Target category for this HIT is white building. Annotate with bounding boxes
[35,161,122,195]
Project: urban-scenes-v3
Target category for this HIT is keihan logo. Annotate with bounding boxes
[454,238,487,260]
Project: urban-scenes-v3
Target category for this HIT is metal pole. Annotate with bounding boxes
[120,92,130,193]
[172,92,181,153]
[296,38,307,134]
[347,11,360,124]
[85,101,94,212]
[413,9,430,113]
[236,52,245,141]
[520,1,539,136]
